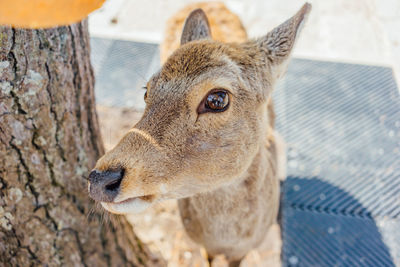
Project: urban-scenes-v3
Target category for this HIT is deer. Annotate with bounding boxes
[88,3,311,266]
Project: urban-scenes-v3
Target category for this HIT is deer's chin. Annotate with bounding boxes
[101,195,156,214]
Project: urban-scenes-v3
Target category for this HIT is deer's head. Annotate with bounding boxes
[88,4,311,214]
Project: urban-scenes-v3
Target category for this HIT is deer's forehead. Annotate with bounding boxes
[147,73,235,108]
[158,42,238,81]
[146,42,249,104]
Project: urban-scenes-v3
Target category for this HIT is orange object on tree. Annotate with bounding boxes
[0,0,105,28]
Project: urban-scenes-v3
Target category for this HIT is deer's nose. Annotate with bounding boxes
[88,168,124,202]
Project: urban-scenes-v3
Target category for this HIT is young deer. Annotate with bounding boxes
[88,3,311,266]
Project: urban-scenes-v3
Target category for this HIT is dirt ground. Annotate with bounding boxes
[97,105,281,267]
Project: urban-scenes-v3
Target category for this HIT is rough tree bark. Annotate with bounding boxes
[0,21,161,266]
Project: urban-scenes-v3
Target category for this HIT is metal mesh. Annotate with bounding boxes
[274,59,400,171]
[91,37,159,109]
[274,59,400,266]
[283,202,396,267]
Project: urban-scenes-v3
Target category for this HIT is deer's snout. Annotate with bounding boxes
[88,168,125,202]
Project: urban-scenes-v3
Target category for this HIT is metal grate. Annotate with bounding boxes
[274,59,400,171]
[283,201,396,267]
[90,38,400,266]
[274,59,400,266]
[91,37,160,109]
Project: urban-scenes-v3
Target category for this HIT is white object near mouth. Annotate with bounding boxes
[101,197,152,214]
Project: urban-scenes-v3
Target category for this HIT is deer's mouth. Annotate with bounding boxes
[101,194,156,214]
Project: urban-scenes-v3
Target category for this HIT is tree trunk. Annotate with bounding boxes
[0,21,162,266]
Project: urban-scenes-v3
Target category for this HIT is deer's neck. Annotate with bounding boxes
[180,135,279,217]
[177,137,280,257]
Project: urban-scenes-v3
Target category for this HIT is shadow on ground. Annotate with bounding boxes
[282,177,396,267]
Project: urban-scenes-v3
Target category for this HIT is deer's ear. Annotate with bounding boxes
[181,9,212,45]
[257,3,311,80]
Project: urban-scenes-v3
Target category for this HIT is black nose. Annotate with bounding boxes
[88,168,124,202]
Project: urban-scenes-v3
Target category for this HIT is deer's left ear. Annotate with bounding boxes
[181,8,212,45]
[257,3,311,80]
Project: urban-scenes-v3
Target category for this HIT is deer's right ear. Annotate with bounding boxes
[180,9,212,45]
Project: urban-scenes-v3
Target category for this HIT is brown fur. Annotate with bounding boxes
[90,2,311,265]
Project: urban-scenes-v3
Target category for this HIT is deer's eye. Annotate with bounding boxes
[198,90,230,114]
[144,91,147,100]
